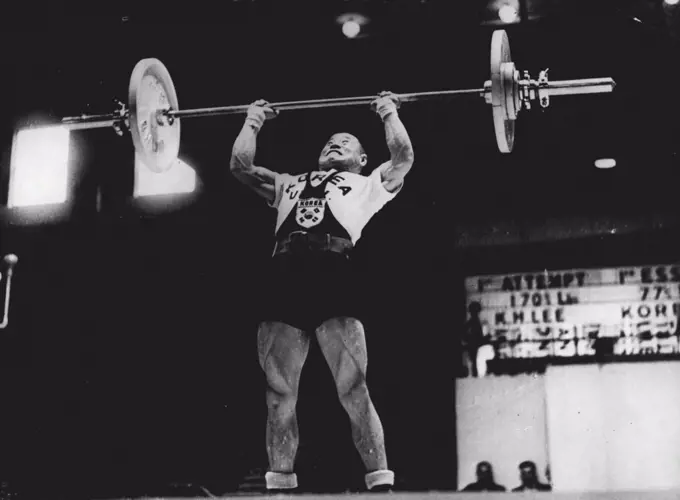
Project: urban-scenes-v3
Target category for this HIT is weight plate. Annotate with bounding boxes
[490,30,515,153]
[128,58,181,173]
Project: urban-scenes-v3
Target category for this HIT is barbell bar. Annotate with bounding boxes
[62,79,613,125]
[165,77,614,120]
[165,87,487,120]
[61,88,490,125]
[59,29,615,173]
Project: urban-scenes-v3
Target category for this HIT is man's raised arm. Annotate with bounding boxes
[230,100,280,204]
[372,92,415,193]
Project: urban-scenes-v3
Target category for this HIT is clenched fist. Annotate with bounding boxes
[245,99,279,132]
[371,91,401,121]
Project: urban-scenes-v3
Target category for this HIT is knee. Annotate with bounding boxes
[263,359,299,408]
[266,387,298,416]
[338,377,370,411]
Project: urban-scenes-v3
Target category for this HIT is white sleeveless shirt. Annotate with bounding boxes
[269,164,403,245]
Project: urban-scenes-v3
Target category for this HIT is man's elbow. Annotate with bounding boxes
[230,154,250,174]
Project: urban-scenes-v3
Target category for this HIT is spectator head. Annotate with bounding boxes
[519,460,539,485]
[476,461,494,482]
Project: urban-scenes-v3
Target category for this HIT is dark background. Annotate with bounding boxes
[0,1,679,498]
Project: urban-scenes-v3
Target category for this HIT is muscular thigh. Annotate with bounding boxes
[258,321,310,394]
[315,317,368,392]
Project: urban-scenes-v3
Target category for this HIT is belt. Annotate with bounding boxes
[273,231,353,257]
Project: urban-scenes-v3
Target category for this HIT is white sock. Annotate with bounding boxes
[365,469,395,490]
[265,471,298,490]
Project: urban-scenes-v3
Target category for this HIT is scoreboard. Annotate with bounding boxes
[464,264,680,359]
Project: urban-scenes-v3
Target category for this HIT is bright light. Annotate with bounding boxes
[337,12,368,39]
[664,0,679,6]
[8,126,70,208]
[594,158,617,169]
[134,155,197,197]
[498,5,519,23]
[342,20,361,39]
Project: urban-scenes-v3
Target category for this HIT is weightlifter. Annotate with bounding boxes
[230,92,414,493]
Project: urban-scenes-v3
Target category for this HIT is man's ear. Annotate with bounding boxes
[359,154,368,167]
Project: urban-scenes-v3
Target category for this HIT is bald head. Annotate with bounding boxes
[318,132,367,173]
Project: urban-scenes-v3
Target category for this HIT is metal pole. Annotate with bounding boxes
[55,78,612,129]
[0,273,13,329]
[545,78,616,97]
[0,255,18,330]
[399,88,488,102]
[166,87,486,120]
[61,113,122,130]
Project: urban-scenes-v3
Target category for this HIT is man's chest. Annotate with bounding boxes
[281,171,364,204]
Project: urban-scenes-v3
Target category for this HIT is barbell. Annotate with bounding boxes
[59,29,615,173]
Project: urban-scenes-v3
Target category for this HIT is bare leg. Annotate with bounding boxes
[315,317,393,489]
[257,321,310,488]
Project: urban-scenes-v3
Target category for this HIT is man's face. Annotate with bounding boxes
[318,133,367,172]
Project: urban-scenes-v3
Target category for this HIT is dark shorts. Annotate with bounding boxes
[259,251,362,333]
